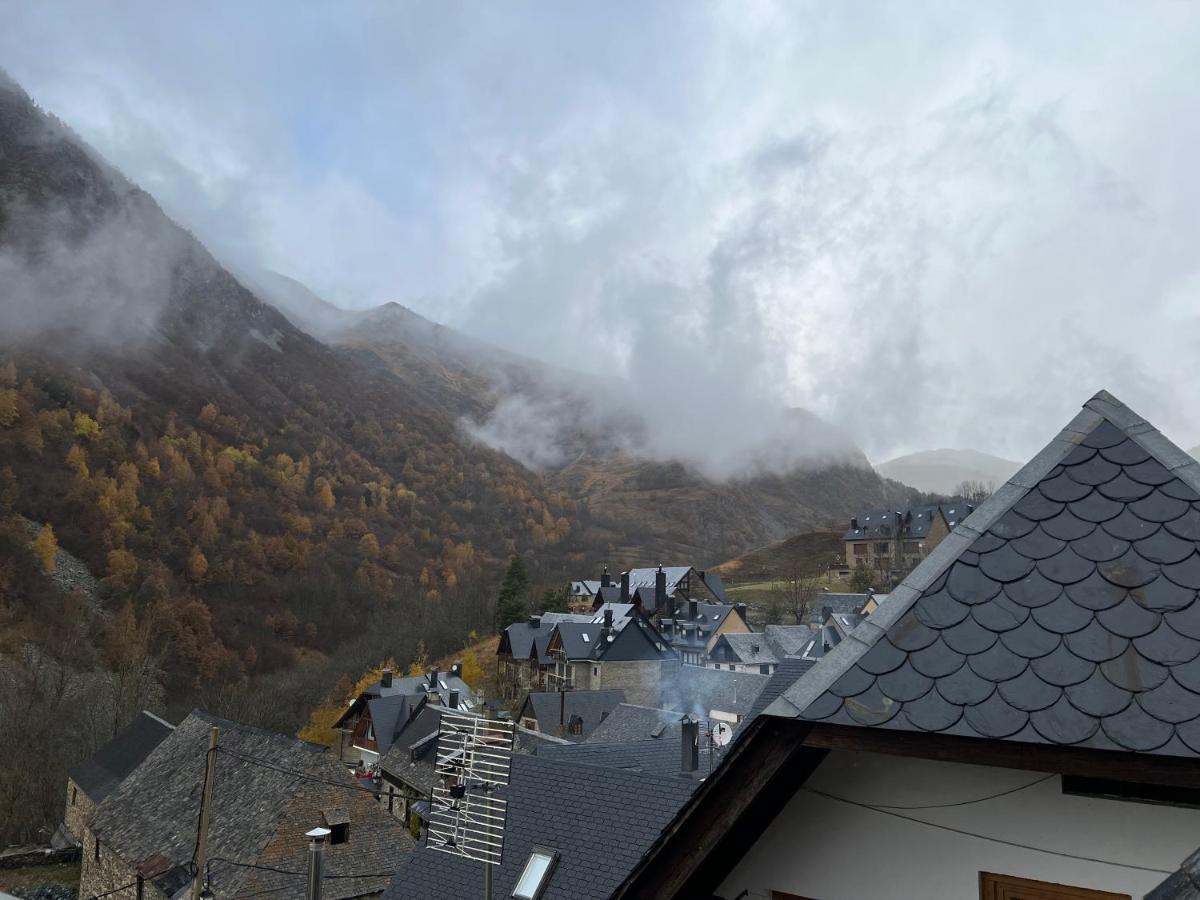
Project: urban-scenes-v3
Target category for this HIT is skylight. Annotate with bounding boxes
[513,847,558,899]
[582,632,590,642]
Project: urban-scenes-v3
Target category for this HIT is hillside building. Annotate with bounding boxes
[842,502,973,580]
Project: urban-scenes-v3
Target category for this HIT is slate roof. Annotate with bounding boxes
[382,754,694,900]
[518,690,626,741]
[551,615,673,662]
[91,710,412,899]
[713,632,779,666]
[769,391,1200,757]
[844,504,973,541]
[763,624,817,657]
[742,657,818,726]
[536,737,713,780]
[365,693,424,756]
[1148,846,1200,899]
[500,619,556,660]
[68,710,174,805]
[664,667,769,719]
[582,703,681,744]
[806,592,872,626]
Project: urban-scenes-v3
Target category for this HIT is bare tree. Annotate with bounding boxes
[953,479,995,506]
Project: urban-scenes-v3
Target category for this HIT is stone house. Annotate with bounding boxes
[63,710,174,845]
[516,689,626,740]
[79,709,411,899]
[843,502,972,579]
[544,608,676,707]
[657,599,750,666]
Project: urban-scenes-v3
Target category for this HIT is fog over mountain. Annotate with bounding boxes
[5,2,1200,466]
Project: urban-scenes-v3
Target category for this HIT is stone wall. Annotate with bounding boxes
[598,660,662,707]
[62,778,94,845]
[78,825,165,900]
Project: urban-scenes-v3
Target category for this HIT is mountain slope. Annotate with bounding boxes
[876,448,1020,496]
[0,72,589,701]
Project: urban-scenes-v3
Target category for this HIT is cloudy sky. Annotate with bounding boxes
[3,1,1200,463]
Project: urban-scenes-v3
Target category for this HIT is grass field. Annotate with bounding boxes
[0,861,80,892]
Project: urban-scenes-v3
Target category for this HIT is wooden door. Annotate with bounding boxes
[980,872,1131,899]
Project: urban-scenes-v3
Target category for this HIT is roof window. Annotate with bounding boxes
[513,846,559,899]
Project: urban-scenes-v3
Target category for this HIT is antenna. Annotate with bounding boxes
[428,712,516,897]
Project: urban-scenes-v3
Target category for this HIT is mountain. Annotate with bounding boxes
[712,529,844,581]
[876,448,1021,496]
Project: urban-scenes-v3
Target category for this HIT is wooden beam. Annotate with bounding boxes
[802,723,1200,789]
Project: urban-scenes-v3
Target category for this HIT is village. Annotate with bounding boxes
[30,393,1200,899]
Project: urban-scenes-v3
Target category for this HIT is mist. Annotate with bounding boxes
[4,3,1200,465]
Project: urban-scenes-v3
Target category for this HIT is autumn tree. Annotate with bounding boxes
[495,555,530,632]
[32,524,57,575]
[187,547,209,582]
[407,640,429,676]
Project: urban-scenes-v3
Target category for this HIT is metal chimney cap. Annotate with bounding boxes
[307,827,333,839]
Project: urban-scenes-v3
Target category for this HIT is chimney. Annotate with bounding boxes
[560,690,566,731]
[680,717,699,773]
[822,605,833,623]
[380,668,393,689]
[655,565,667,611]
[603,608,614,629]
[428,667,439,689]
[850,516,859,530]
[529,615,541,629]
[450,661,462,679]
[735,602,747,623]
[601,565,612,588]
[620,570,630,604]
[448,689,459,709]
[688,599,698,621]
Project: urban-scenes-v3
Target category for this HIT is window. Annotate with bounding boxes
[904,541,920,553]
[759,664,771,674]
[513,847,559,899]
[71,786,77,806]
[875,542,890,553]
[853,544,868,556]
[979,872,1129,899]
[94,836,100,861]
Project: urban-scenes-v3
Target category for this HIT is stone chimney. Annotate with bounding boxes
[428,667,439,689]
[680,717,699,773]
[688,599,699,621]
[451,661,462,679]
[380,668,393,689]
[735,602,747,623]
[620,570,630,604]
[529,615,541,628]
[448,690,459,709]
[601,565,612,588]
[655,565,667,611]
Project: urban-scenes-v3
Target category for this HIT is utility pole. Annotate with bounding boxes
[306,827,331,900]
[191,726,219,900]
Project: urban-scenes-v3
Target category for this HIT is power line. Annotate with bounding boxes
[803,786,1174,875]
[856,773,1056,810]
[86,881,141,900]
[216,746,380,796]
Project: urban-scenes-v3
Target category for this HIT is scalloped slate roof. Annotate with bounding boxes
[768,391,1200,757]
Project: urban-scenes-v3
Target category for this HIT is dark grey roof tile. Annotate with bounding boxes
[989,510,1038,539]
[1134,621,1200,666]
[1168,601,1200,639]
[1042,509,1096,542]
[843,685,900,726]
[935,663,996,705]
[887,616,939,652]
[856,637,907,675]
[946,561,1004,603]
[1100,645,1169,692]
[1136,677,1200,724]
[1004,571,1063,608]
[1065,453,1122,486]
[902,689,963,731]
[1100,701,1175,750]
[1064,618,1130,662]
[970,591,1030,632]
[826,664,875,698]
[1082,420,1126,449]
[1096,547,1160,588]
[1161,479,1200,502]
[998,617,1061,658]
[1035,547,1095,585]
[941,616,999,655]
[1134,530,1196,565]
[914,590,971,628]
[1175,717,1200,753]
[1098,440,1151,466]
[1031,593,1093,634]
[998,667,1062,711]
[1064,571,1129,611]
[1165,554,1200,590]
[1071,528,1130,563]
[1165,509,1200,541]
[1029,643,1095,687]
[877,664,935,703]
[1098,473,1155,502]
[1010,528,1067,561]
[1135,576,1198,613]
[963,692,1029,738]
[802,691,843,720]
[978,546,1038,583]
[1101,507,1161,541]
[1060,443,1099,466]
[968,640,1030,681]
[1096,596,1162,638]
[1066,668,1133,718]
[1012,490,1065,522]
[1130,490,1193,523]
[970,532,1007,554]
[1030,696,1100,744]
[1040,473,1093,503]
[1170,656,1200,694]
[908,638,966,679]
[1071,491,1124,523]
[1127,458,1176,486]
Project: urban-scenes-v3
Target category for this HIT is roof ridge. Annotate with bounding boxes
[768,389,1198,720]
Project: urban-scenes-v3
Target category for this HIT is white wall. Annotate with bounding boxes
[718,749,1200,900]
